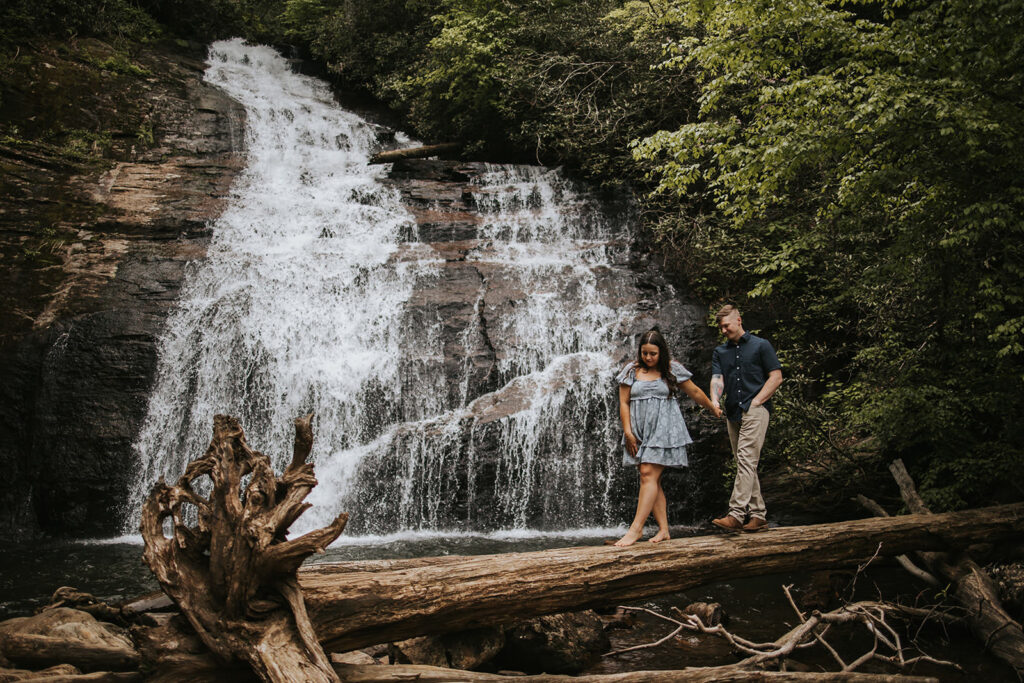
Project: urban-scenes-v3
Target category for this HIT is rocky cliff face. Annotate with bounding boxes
[0,39,245,538]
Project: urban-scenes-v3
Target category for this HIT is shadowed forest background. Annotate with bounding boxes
[2,0,1022,516]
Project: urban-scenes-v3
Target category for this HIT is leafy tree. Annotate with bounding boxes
[633,0,1024,508]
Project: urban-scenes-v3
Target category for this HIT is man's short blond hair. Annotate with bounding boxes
[715,304,740,325]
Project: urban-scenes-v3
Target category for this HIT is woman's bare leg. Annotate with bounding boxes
[614,463,664,547]
[650,482,670,542]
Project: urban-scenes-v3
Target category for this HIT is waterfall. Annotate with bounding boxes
[125,39,655,538]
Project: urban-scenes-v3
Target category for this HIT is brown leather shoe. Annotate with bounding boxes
[712,515,743,532]
[742,517,768,532]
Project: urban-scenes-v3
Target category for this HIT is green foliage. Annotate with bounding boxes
[290,0,696,178]
[0,0,160,46]
[284,0,438,96]
[393,0,699,173]
[84,53,152,76]
[59,128,114,160]
[634,0,1024,508]
[0,0,276,47]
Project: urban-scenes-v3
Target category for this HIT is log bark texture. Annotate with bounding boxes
[139,414,347,683]
[369,143,461,164]
[333,663,939,682]
[300,502,1024,652]
[886,460,1024,677]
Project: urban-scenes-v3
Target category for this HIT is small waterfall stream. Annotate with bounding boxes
[125,39,684,538]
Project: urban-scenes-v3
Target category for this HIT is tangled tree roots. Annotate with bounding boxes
[140,414,347,683]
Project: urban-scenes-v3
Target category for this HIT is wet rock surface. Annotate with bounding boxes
[0,39,245,539]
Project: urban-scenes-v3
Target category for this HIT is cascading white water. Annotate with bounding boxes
[124,38,431,521]
[126,40,650,538]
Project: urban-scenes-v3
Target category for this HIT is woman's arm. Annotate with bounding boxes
[680,379,723,418]
[619,384,639,456]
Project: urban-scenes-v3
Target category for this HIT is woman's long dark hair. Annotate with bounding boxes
[636,328,677,396]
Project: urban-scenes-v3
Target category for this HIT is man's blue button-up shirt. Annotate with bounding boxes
[712,332,782,422]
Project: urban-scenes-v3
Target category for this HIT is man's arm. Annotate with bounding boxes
[751,369,782,407]
[710,348,724,409]
[710,374,724,408]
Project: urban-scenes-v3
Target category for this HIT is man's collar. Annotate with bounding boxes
[727,331,751,347]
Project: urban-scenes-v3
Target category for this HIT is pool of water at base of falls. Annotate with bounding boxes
[0,532,1016,681]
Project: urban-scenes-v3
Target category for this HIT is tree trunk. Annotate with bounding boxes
[369,143,461,164]
[885,459,1024,677]
[299,502,1024,652]
[139,414,347,683]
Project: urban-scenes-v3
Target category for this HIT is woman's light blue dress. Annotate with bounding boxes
[616,360,693,468]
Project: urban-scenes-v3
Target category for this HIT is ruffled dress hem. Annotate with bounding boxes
[623,445,689,468]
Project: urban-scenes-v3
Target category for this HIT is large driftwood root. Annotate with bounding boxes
[139,414,347,683]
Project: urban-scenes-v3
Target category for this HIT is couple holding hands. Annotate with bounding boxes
[612,305,783,547]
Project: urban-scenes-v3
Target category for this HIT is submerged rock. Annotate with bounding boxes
[496,610,610,675]
[389,627,505,670]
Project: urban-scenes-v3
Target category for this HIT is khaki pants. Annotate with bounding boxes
[726,403,770,522]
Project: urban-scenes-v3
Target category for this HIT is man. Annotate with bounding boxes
[709,305,783,532]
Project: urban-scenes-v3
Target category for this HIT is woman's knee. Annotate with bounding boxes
[639,463,663,483]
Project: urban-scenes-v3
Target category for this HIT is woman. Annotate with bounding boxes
[613,328,721,546]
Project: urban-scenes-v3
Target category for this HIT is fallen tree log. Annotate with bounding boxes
[334,663,940,682]
[369,143,461,164]
[299,502,1024,652]
[882,459,1024,677]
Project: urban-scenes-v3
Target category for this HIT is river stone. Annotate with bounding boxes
[389,627,505,670]
[496,610,610,675]
[0,607,137,671]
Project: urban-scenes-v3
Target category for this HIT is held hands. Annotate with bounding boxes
[624,432,640,457]
[709,402,723,419]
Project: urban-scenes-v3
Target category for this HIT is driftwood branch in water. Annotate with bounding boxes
[299,501,1024,652]
[854,495,940,586]
[369,143,461,164]
[602,588,959,675]
[139,413,347,683]
[884,459,1024,677]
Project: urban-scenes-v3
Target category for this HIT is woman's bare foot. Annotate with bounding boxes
[649,529,671,543]
[613,528,643,547]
